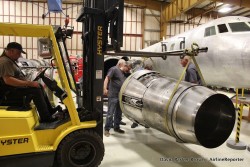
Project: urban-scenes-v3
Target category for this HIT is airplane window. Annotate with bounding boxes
[204,26,216,37]
[229,22,250,32]
[218,24,228,33]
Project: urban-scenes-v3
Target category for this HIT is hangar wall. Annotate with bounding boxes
[0,1,143,59]
[143,8,216,48]
[0,0,82,59]
[0,1,218,58]
[122,5,143,51]
[166,15,215,38]
[144,9,160,47]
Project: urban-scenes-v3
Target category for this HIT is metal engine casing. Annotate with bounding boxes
[119,70,235,148]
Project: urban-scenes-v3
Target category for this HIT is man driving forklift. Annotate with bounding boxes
[0,42,57,123]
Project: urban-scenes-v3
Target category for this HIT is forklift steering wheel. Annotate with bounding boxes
[33,68,47,81]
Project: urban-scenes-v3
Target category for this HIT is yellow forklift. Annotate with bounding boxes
[0,23,104,166]
[0,0,124,166]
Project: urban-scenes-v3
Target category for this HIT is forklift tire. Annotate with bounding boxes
[56,129,104,167]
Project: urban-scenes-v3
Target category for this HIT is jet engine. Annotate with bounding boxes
[119,70,235,148]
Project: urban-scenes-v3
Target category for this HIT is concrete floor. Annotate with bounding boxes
[100,112,250,167]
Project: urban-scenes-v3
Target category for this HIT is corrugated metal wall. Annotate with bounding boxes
[0,1,214,55]
[0,1,82,59]
[0,1,144,59]
[123,5,143,51]
[144,9,161,48]
[166,15,215,38]
[143,10,215,48]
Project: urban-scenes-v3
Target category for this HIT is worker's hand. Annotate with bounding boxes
[103,88,108,96]
[27,81,40,88]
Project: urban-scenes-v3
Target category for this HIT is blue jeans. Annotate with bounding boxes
[104,97,122,131]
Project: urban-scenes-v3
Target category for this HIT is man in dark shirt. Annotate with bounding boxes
[180,56,201,85]
[0,42,56,123]
[103,59,129,137]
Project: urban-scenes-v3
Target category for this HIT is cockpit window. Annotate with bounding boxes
[229,22,250,32]
[218,24,228,33]
[204,26,216,37]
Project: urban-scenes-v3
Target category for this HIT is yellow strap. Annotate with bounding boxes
[141,57,156,69]
[165,61,189,112]
[163,43,206,134]
[191,56,206,86]
[164,61,190,134]
[189,43,206,86]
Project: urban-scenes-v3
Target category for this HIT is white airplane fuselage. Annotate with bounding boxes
[142,16,250,88]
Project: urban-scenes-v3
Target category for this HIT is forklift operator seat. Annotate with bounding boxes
[0,78,31,110]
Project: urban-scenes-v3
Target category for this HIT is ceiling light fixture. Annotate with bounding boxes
[216,2,223,6]
[218,7,232,13]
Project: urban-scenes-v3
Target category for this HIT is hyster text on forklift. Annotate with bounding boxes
[0,0,125,167]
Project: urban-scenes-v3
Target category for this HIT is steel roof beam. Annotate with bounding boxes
[160,0,207,39]
[124,0,162,11]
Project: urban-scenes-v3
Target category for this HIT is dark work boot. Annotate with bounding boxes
[120,121,126,125]
[114,128,125,134]
[131,123,138,128]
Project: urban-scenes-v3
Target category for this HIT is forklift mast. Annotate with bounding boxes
[76,0,124,136]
